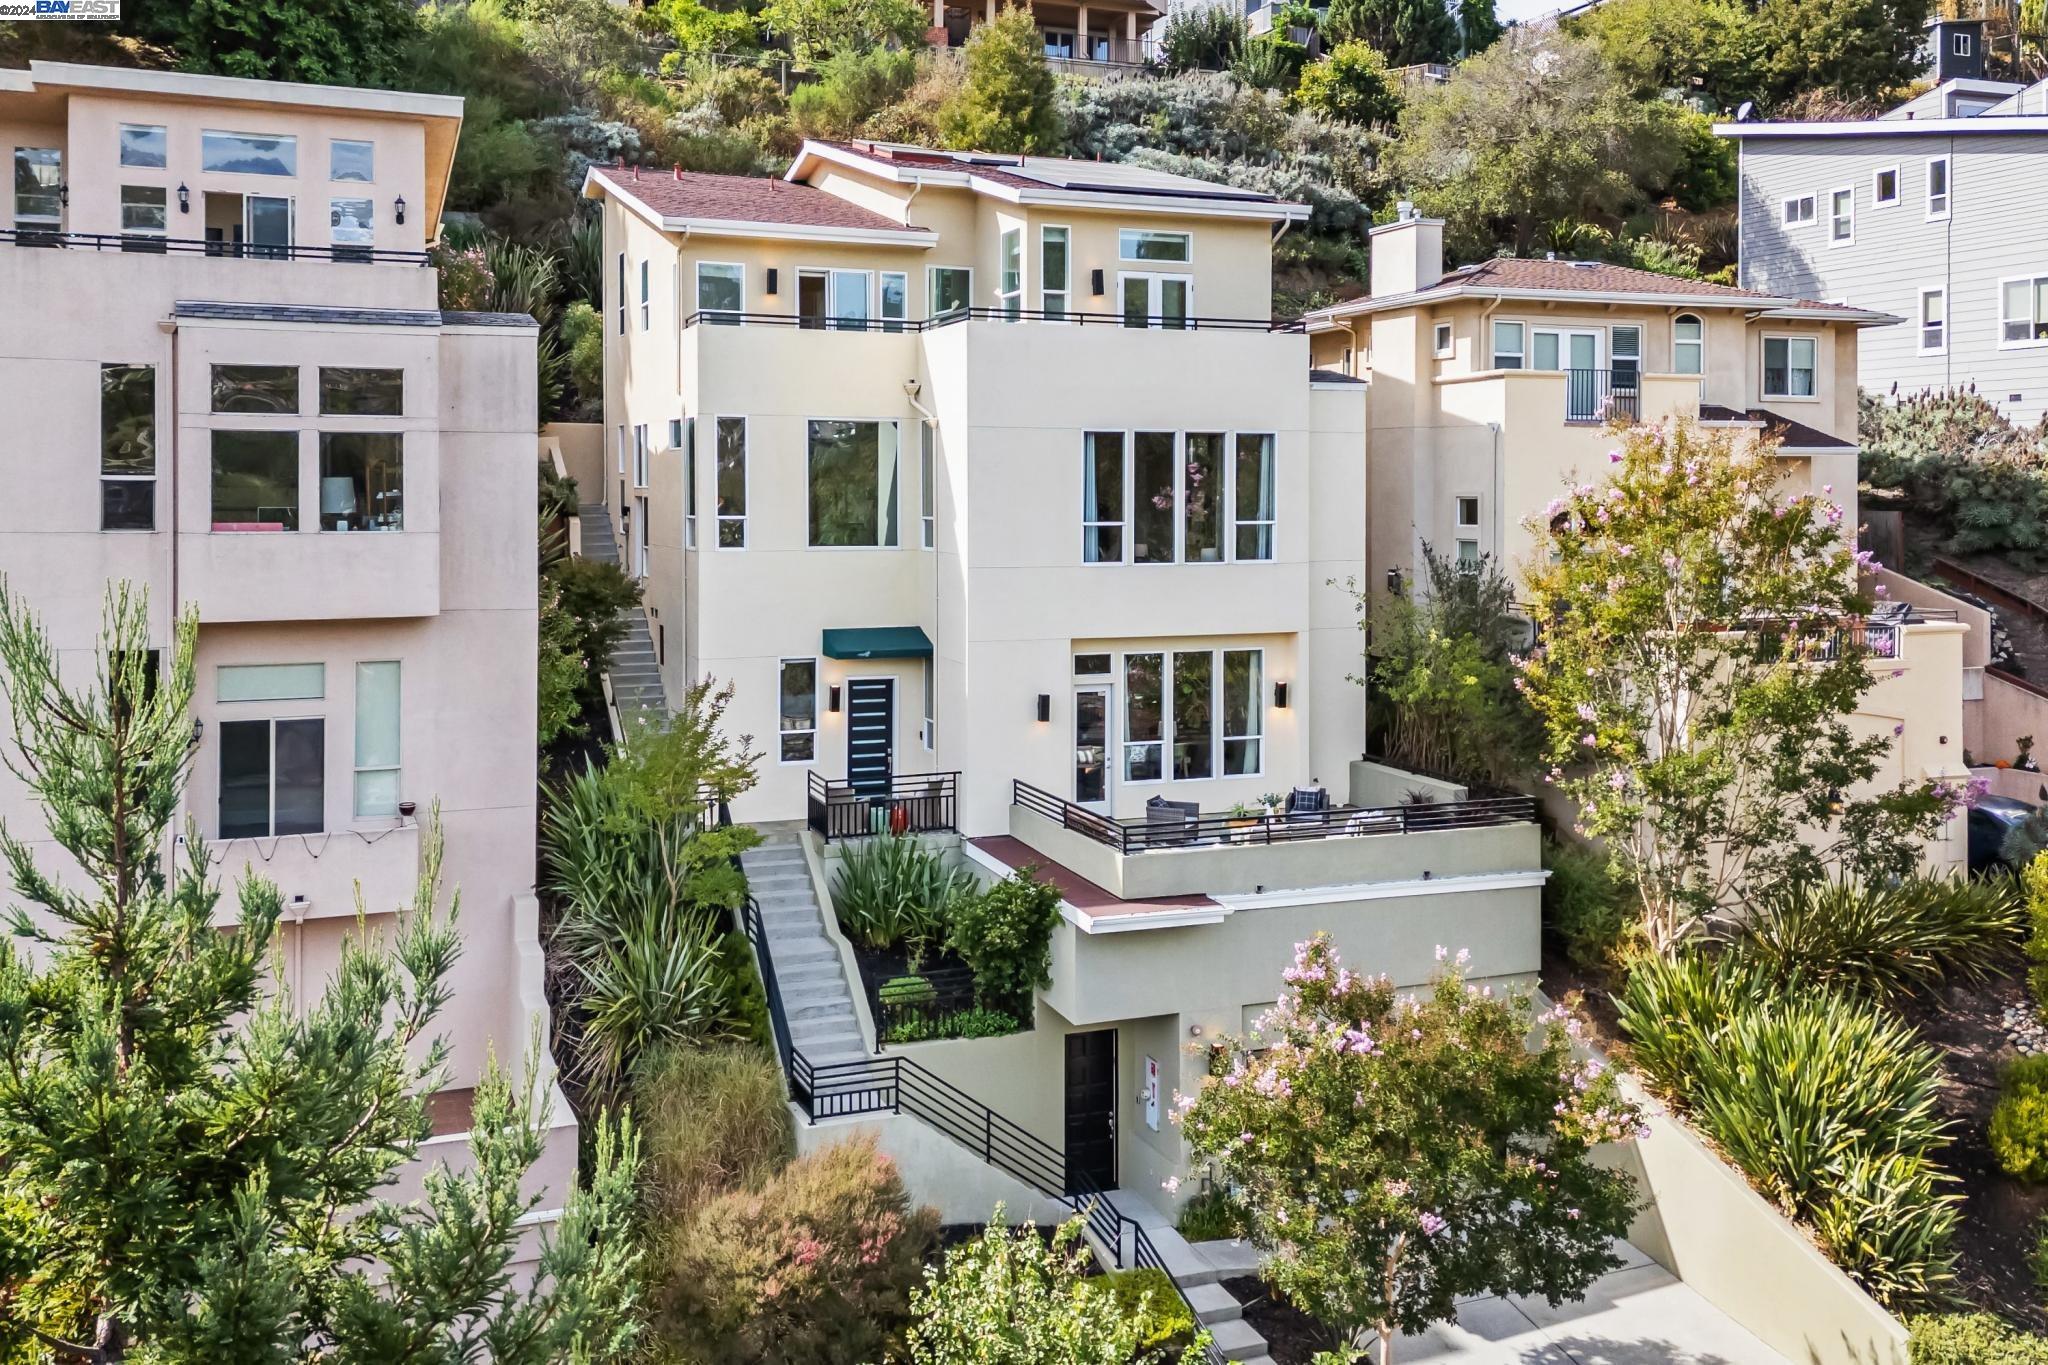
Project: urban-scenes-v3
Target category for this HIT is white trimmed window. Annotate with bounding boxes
[1455,495,1480,567]
[807,420,899,548]
[1919,287,1947,354]
[1828,187,1854,244]
[882,271,909,332]
[1041,226,1070,317]
[1927,157,1951,219]
[353,661,401,818]
[682,416,698,549]
[639,259,650,330]
[1433,321,1453,357]
[616,253,626,334]
[1235,433,1275,561]
[1874,166,1900,206]
[1084,430,1276,564]
[1083,431,1125,563]
[2000,276,2048,346]
[1782,194,1816,227]
[1119,229,1191,263]
[929,265,971,316]
[697,261,744,318]
[1492,320,1525,369]
[1762,335,1817,398]
[920,421,936,550]
[715,416,746,547]
[779,659,816,763]
[922,662,935,749]
[632,423,649,489]
[998,228,1022,317]
[1117,647,1264,782]
[1673,314,1704,375]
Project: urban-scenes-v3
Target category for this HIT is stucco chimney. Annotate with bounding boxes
[1368,201,1445,299]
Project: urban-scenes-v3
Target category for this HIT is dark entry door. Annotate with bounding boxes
[846,678,894,797]
[1064,1029,1117,1194]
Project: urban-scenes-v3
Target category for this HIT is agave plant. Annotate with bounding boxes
[830,835,974,951]
[1735,874,2022,1005]
[573,908,741,1091]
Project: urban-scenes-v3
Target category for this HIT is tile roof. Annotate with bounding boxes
[1309,367,1366,385]
[968,836,1218,922]
[1697,403,1854,449]
[1423,256,1862,308]
[587,163,919,234]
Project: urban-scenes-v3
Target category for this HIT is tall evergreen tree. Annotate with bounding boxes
[940,6,1065,153]
[1325,0,1457,67]
[0,584,640,1362]
[1455,0,1502,57]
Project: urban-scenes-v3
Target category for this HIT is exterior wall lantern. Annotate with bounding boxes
[1089,268,1105,296]
[766,267,779,295]
[394,195,407,226]
[1036,693,1052,723]
[1274,681,1289,709]
[828,685,842,713]
[176,183,190,214]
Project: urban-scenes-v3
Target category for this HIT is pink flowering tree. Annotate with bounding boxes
[1176,935,1643,1364]
[1518,419,1955,956]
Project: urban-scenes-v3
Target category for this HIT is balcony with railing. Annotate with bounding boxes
[807,770,960,842]
[683,306,1299,333]
[0,227,430,266]
[1008,778,1540,900]
[1563,368,1642,425]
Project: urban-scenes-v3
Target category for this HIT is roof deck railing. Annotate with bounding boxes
[683,306,1303,333]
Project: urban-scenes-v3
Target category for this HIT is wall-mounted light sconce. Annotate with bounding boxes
[190,718,203,744]
[1188,1023,1204,1038]
[1090,268,1105,296]
[177,183,190,214]
[58,182,68,207]
[1385,565,1404,596]
[1274,681,1289,709]
[829,685,842,713]
[394,195,407,226]
[1036,693,1052,723]
[765,267,779,296]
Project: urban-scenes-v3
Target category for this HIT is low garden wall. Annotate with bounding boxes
[1596,1076,1910,1365]
[1347,759,1467,807]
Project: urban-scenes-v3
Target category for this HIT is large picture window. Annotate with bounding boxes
[716,417,747,547]
[779,658,817,762]
[101,364,155,531]
[212,431,299,531]
[318,433,402,530]
[353,661,401,817]
[1762,335,1817,398]
[808,420,899,548]
[1082,431,1125,563]
[1124,652,1163,782]
[1119,229,1191,262]
[219,717,324,838]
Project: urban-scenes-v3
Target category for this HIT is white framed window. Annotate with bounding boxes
[639,259,650,330]
[1074,653,1113,676]
[1234,433,1275,561]
[632,423,649,488]
[1954,30,1974,56]
[13,147,61,225]
[807,420,900,548]
[1124,652,1163,780]
[116,124,166,170]
[1782,194,1816,227]
[1220,648,1262,776]
[219,662,325,702]
[1492,320,1525,369]
[1082,431,1126,563]
[881,271,909,332]
[1762,334,1817,398]
[330,139,374,183]
[1610,325,1642,385]
[715,416,746,547]
[922,661,935,750]
[1041,225,1070,318]
[697,261,744,318]
[1673,314,1704,375]
[1119,228,1191,263]
[615,423,626,476]
[929,265,972,316]
[1999,275,2048,346]
[1433,321,1453,358]
[1184,433,1226,563]
[1828,187,1854,245]
[1117,647,1265,782]
[634,494,650,578]
[1927,156,1951,220]
[1874,166,1900,207]
[778,658,817,763]
[1454,494,1481,567]
[998,228,1022,318]
[1119,272,1193,329]
[616,253,627,334]
[682,416,698,549]
[1918,286,1947,355]
[920,421,936,550]
[353,660,401,819]
[219,717,324,838]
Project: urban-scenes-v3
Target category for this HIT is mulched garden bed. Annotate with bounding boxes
[1221,1276,1343,1364]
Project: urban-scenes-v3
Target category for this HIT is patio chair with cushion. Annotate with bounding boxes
[1145,796,1200,848]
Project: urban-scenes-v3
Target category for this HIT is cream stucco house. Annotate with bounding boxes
[0,63,570,1222]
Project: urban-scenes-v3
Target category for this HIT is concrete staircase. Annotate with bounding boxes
[1106,1192,1273,1365]
[575,502,666,715]
[741,835,868,1065]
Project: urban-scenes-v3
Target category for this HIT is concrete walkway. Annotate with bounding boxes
[1185,1237,1788,1365]
[741,835,868,1065]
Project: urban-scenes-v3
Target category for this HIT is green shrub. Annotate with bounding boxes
[1618,956,1960,1307]
[789,47,919,137]
[878,974,937,1006]
[830,835,973,951]
[635,1042,792,1226]
[1542,838,1635,969]
[881,1006,1019,1045]
[1736,875,2022,1004]
[1174,1187,1250,1242]
[1991,1056,2048,1184]
[2035,1216,2048,1294]
[1078,1266,1196,1352]
[2025,853,2048,1014]
[1910,1314,2048,1364]
[948,869,1062,1019]
[544,554,641,686]
[560,298,602,411]
[660,1135,937,1363]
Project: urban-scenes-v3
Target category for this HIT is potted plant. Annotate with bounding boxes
[2020,736,2039,772]
[1226,801,1261,843]
[1258,792,1285,817]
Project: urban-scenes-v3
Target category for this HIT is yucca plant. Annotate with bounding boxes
[573,908,741,1091]
[830,835,973,951]
[1811,1149,1962,1308]
[1613,949,1770,1096]
[1736,875,2023,1004]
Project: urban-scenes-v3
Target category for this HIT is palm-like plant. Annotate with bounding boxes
[831,835,974,951]
[1735,875,2022,1004]
[574,909,739,1089]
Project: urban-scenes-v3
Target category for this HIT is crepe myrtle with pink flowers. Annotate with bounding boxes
[1175,934,1642,1365]
[1517,419,1956,957]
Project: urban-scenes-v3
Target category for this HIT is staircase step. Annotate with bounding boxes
[788,1000,856,1023]
[1206,1318,1268,1358]
[1183,1282,1242,1324]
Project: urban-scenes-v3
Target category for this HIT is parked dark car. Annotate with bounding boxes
[1969,794,2038,876]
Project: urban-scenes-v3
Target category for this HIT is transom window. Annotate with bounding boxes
[1074,653,1112,676]
[1119,229,1191,263]
[1083,430,1276,564]
[1762,335,1817,398]
[808,420,900,547]
[1121,647,1263,781]
[119,125,166,168]
[202,131,296,176]
[2001,276,2048,345]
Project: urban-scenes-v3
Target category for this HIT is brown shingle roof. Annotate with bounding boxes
[1425,256,1860,309]
[587,164,921,234]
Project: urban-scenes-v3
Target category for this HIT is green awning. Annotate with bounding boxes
[822,626,933,660]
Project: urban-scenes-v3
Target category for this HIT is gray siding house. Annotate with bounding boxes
[1722,85,2048,424]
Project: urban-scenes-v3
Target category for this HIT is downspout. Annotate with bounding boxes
[905,384,939,760]
[1477,296,1505,565]
[901,177,922,227]
[158,316,179,619]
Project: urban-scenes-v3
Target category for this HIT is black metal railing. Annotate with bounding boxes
[1012,780,1536,854]
[739,898,795,1074]
[0,227,431,265]
[1563,368,1641,424]
[1131,1224,1229,1365]
[807,770,959,842]
[865,963,980,1048]
[684,306,1302,334]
